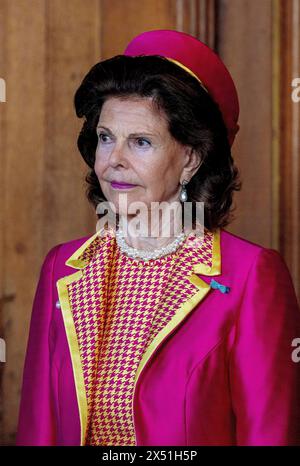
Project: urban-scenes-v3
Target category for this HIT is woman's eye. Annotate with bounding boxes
[98,133,111,143]
[136,138,151,147]
[97,133,151,147]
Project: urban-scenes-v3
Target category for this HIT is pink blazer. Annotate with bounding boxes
[16,228,300,446]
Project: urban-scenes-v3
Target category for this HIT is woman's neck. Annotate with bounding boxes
[118,205,185,250]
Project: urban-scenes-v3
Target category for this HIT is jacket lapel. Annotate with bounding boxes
[133,228,221,396]
[56,230,114,445]
[56,227,222,445]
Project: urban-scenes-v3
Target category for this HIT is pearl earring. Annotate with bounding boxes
[180,180,189,202]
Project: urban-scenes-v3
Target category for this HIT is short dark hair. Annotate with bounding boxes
[74,55,241,232]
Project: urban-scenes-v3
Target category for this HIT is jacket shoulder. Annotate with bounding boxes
[220,228,280,255]
[45,233,94,277]
[220,228,285,274]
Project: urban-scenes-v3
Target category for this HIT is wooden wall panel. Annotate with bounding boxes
[279,0,300,299]
[100,0,177,58]
[100,0,217,58]
[218,0,300,300]
[0,0,47,445]
[0,0,6,444]
[176,0,217,48]
[217,0,274,248]
[43,0,100,250]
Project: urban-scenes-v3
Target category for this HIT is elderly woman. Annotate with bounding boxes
[16,29,300,446]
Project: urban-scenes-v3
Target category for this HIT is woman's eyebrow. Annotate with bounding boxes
[96,125,156,137]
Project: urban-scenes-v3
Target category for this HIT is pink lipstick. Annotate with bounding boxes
[110,181,137,190]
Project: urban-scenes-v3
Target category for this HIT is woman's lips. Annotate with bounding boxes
[110,181,137,189]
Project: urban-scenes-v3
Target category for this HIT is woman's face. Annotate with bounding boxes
[95,96,199,218]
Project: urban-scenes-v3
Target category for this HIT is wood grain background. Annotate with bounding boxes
[0,0,299,445]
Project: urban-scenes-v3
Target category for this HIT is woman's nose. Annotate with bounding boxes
[108,140,128,167]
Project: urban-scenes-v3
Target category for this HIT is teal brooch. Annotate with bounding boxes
[210,279,230,294]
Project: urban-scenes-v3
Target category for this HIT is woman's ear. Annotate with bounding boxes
[182,147,202,180]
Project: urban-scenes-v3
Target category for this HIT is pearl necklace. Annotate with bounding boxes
[115,227,187,262]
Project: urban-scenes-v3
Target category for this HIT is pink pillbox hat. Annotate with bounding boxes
[124,29,240,147]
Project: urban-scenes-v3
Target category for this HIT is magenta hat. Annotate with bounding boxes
[124,29,240,147]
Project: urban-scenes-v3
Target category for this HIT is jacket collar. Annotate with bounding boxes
[64,227,221,276]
